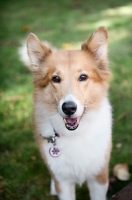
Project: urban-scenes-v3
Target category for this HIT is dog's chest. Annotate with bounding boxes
[43,130,109,184]
[39,98,112,183]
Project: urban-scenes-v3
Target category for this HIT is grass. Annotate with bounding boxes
[0,0,132,199]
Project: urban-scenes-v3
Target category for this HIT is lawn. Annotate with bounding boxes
[0,0,132,199]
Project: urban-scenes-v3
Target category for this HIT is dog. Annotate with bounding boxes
[26,26,112,200]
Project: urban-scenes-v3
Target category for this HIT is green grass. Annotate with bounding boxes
[0,0,132,199]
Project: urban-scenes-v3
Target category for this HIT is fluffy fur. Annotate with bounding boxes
[26,26,112,200]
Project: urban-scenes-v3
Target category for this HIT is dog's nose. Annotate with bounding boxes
[62,101,77,116]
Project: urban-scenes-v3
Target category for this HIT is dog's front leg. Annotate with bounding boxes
[87,178,108,200]
[50,178,57,195]
[50,178,76,200]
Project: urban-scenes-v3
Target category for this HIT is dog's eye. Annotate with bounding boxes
[79,74,88,81]
[52,76,61,83]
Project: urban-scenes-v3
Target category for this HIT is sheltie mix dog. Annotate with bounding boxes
[26,27,112,200]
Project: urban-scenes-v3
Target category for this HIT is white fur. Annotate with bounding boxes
[18,42,31,69]
[88,179,108,200]
[50,179,57,195]
[57,181,76,200]
[34,97,112,200]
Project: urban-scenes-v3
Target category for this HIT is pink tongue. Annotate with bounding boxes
[65,118,77,124]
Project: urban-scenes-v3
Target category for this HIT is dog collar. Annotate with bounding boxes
[43,132,60,144]
[41,131,61,157]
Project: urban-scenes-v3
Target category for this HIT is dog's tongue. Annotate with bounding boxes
[65,118,77,124]
[63,117,81,131]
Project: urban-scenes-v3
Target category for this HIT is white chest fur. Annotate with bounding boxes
[40,97,112,185]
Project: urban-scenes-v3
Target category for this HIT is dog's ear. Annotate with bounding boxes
[81,27,108,67]
[27,33,52,71]
[82,27,110,81]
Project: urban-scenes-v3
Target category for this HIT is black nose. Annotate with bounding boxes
[62,101,77,116]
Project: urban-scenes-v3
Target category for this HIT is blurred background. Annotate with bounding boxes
[0,0,132,199]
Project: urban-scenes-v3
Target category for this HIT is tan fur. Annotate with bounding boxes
[31,50,110,115]
[54,179,61,194]
[96,165,109,184]
[26,27,110,116]
[34,127,48,164]
[96,142,112,184]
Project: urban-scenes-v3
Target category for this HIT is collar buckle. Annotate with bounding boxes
[43,132,60,145]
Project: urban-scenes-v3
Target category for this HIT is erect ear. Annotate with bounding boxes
[81,27,108,68]
[27,33,52,71]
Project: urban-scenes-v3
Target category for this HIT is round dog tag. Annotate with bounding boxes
[49,146,61,157]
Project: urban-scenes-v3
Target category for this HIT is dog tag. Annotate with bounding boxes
[49,146,61,157]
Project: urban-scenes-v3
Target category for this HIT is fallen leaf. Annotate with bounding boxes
[113,163,131,181]
[21,26,30,32]
[116,143,122,148]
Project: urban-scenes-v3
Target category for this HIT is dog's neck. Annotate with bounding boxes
[41,130,60,144]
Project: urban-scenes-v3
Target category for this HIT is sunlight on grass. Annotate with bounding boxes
[61,3,132,50]
[103,4,132,16]
[76,19,112,32]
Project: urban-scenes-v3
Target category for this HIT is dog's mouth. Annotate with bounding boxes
[63,117,81,131]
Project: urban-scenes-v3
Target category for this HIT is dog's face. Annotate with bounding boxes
[27,27,110,131]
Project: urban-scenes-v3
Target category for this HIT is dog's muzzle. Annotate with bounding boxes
[62,101,81,131]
